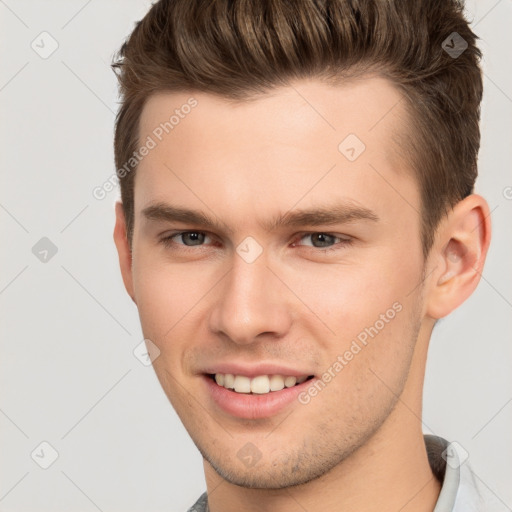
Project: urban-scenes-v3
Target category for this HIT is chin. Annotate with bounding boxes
[206,459,326,489]
[196,440,353,490]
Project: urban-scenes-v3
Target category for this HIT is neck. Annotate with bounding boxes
[204,326,441,512]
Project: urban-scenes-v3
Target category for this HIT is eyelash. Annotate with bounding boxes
[159,231,353,254]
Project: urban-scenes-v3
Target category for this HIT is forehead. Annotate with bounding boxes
[139,75,408,154]
[135,76,417,228]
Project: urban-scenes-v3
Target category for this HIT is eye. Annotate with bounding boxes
[158,231,353,254]
[160,231,213,248]
[293,233,353,252]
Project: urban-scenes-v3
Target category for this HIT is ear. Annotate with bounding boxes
[425,194,491,319]
[113,201,136,304]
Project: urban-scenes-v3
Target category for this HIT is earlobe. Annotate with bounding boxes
[113,201,137,304]
[426,194,491,319]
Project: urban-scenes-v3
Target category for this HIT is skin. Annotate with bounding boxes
[113,76,491,512]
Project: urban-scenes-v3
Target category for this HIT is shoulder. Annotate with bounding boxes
[186,491,208,512]
[425,435,507,512]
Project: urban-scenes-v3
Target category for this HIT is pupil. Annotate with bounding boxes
[185,232,204,245]
[313,233,333,247]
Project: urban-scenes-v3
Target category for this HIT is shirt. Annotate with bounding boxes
[186,434,506,511]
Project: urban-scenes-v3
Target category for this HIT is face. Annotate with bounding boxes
[122,77,429,488]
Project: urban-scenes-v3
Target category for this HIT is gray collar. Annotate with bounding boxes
[425,434,459,512]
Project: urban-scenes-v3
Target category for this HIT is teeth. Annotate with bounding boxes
[233,375,251,393]
[224,374,235,389]
[213,373,310,394]
[251,375,270,394]
[269,375,285,391]
[284,376,297,387]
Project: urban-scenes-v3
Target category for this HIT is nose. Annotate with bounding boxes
[208,254,293,346]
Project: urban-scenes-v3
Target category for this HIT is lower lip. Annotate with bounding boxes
[203,375,314,419]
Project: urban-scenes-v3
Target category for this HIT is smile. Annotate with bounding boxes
[210,373,313,394]
[203,372,317,419]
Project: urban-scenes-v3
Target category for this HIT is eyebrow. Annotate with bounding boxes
[141,201,379,235]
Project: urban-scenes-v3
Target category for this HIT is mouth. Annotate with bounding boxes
[203,371,316,419]
[207,373,315,394]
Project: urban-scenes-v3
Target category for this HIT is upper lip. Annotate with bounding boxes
[201,362,314,378]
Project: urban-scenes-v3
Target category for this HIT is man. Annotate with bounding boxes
[111,1,497,510]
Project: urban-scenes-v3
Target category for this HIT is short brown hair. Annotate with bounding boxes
[112,0,483,257]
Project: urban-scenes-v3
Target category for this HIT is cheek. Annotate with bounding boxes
[285,245,422,340]
[301,296,420,434]
[131,255,192,350]
[132,261,199,409]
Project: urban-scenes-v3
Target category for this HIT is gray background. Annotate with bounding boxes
[1,1,511,511]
